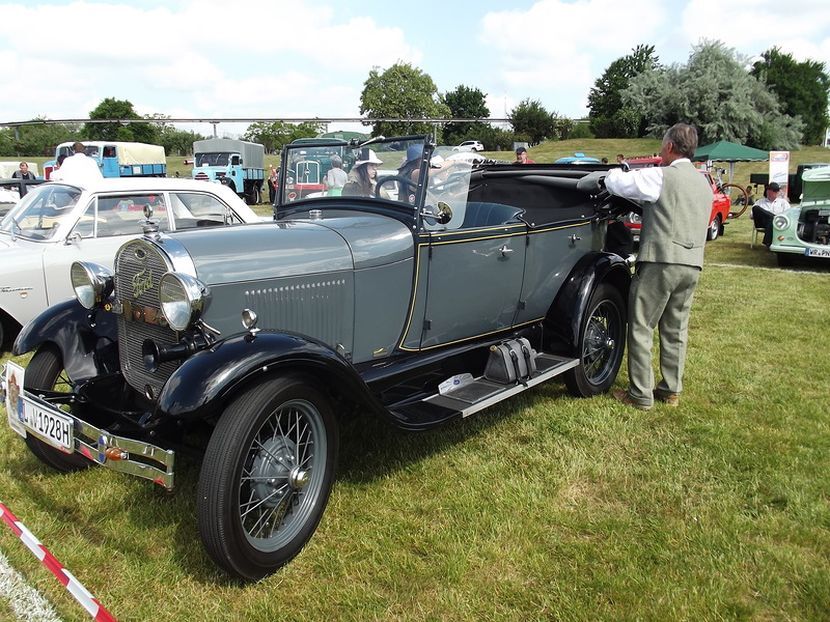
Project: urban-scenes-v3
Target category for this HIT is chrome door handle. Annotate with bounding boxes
[569,234,582,245]
[499,245,514,257]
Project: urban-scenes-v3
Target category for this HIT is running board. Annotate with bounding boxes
[388,354,579,428]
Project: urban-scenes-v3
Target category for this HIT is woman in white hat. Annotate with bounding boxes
[342,148,383,197]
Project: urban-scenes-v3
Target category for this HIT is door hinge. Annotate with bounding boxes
[423,319,432,330]
[518,300,526,310]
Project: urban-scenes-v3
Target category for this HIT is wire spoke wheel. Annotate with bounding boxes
[198,376,338,581]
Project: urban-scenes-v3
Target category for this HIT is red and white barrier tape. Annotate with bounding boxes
[0,502,116,622]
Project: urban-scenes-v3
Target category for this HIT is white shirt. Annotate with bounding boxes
[753,195,791,216]
[604,158,693,203]
[51,153,103,186]
[324,167,348,189]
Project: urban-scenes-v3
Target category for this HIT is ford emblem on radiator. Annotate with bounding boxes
[132,268,154,298]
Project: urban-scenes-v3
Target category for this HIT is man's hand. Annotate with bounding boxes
[577,171,606,194]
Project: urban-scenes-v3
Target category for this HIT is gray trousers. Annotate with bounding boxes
[626,261,701,406]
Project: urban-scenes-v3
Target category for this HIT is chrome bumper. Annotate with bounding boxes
[2,362,175,489]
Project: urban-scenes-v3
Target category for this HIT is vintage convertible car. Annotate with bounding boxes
[0,178,260,349]
[3,136,633,581]
[770,166,830,265]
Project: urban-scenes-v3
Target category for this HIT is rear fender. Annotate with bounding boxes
[156,331,385,420]
[13,299,119,381]
[545,252,630,354]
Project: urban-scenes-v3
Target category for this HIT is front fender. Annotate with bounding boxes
[13,299,119,381]
[156,330,385,420]
[545,252,630,353]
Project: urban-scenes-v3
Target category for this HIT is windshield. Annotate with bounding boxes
[0,184,82,240]
[195,152,231,167]
[279,136,479,219]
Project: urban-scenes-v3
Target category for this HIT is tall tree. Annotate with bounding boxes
[509,99,555,145]
[588,44,659,138]
[359,63,451,138]
[443,85,490,145]
[0,118,81,156]
[751,48,830,145]
[83,98,158,143]
[623,41,803,150]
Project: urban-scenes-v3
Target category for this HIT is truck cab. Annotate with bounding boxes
[191,138,265,205]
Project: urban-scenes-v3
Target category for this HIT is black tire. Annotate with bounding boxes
[23,345,90,472]
[247,186,261,205]
[706,214,721,241]
[564,283,626,397]
[197,376,338,581]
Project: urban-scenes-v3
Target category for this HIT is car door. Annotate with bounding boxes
[417,204,527,350]
[42,192,171,306]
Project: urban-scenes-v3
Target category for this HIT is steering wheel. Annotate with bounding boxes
[375,175,418,200]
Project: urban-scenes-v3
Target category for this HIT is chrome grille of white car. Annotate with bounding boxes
[115,239,180,396]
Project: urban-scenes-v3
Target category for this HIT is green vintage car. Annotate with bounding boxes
[770,166,830,265]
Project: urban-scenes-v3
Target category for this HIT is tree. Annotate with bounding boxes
[0,118,81,156]
[509,99,556,145]
[588,44,659,138]
[443,85,490,145]
[242,121,324,153]
[623,41,803,150]
[158,126,206,156]
[83,98,158,143]
[359,63,451,138]
[751,48,830,145]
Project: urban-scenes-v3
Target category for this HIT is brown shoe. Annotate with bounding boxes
[653,390,680,407]
[612,388,652,411]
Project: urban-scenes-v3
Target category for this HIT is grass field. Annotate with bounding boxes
[1,143,829,621]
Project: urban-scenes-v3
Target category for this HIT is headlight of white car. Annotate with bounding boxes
[70,261,114,309]
[159,272,209,331]
[773,215,789,230]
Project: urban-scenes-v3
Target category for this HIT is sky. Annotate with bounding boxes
[1,0,829,137]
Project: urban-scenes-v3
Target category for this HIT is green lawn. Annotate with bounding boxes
[1,144,829,621]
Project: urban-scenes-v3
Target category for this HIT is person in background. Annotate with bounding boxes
[586,123,712,411]
[616,153,630,171]
[51,141,103,185]
[601,157,609,164]
[267,165,279,203]
[323,156,347,193]
[751,182,790,246]
[733,185,755,206]
[514,147,535,164]
[11,162,36,180]
[342,149,383,197]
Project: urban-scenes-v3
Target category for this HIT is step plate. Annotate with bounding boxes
[425,354,579,418]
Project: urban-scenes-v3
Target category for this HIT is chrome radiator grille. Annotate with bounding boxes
[115,239,179,396]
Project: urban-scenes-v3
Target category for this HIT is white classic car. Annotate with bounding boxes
[0,177,261,349]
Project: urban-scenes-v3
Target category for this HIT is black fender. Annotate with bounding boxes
[156,330,386,420]
[545,252,631,354]
[13,299,119,381]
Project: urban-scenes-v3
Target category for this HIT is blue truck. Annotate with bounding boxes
[45,141,167,179]
[191,138,265,204]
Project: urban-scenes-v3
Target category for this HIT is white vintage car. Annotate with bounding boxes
[0,177,261,348]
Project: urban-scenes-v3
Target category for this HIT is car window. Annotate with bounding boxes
[0,184,81,241]
[93,194,170,237]
[169,192,237,229]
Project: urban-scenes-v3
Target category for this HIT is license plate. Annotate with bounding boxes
[4,361,74,452]
[805,247,830,258]
[22,401,74,453]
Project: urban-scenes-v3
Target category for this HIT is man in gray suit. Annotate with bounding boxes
[604,123,712,409]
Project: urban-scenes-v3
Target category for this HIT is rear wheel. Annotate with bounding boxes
[564,283,626,397]
[23,345,90,472]
[706,214,722,241]
[197,375,338,581]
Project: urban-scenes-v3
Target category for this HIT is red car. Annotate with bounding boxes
[621,157,730,242]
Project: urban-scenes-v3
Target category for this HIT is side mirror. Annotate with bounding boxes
[421,201,453,225]
[65,231,82,245]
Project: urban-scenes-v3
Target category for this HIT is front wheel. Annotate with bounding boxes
[23,345,91,472]
[564,283,626,397]
[197,376,338,581]
[706,214,722,241]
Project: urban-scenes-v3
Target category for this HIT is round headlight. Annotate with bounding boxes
[159,272,208,331]
[773,215,789,230]
[70,261,113,309]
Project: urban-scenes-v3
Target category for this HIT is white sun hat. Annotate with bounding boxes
[353,148,383,168]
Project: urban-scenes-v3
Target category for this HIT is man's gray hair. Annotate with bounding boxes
[663,123,698,159]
